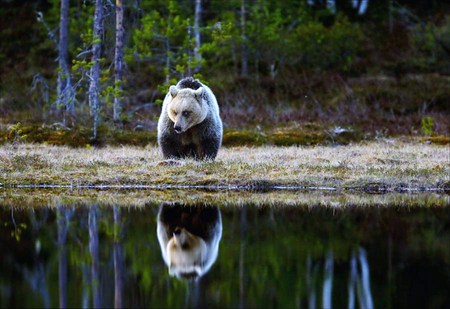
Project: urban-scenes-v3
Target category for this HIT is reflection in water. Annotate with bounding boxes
[21,211,50,308]
[304,248,373,309]
[348,248,374,309]
[89,206,101,308]
[0,204,448,308]
[113,205,124,308]
[57,207,72,308]
[322,250,333,309]
[157,203,222,279]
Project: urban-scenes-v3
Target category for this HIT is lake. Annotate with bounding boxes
[0,189,449,308]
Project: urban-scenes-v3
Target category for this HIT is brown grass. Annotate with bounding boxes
[1,139,448,190]
[1,188,448,208]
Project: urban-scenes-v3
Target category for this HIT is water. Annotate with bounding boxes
[0,194,449,308]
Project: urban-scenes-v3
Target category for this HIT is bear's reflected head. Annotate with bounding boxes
[168,86,207,133]
[157,204,222,280]
[166,227,208,279]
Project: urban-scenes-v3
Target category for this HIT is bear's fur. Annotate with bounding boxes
[156,203,222,279]
[157,77,223,160]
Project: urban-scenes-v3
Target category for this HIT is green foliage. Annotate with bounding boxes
[0,0,449,140]
[127,0,193,85]
[421,116,434,136]
[410,17,450,70]
[290,14,362,70]
[6,123,28,143]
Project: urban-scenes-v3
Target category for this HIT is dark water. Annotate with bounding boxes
[0,202,449,308]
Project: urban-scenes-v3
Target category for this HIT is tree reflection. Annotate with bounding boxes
[348,247,374,309]
[239,205,247,309]
[0,204,448,308]
[322,250,334,309]
[22,208,50,308]
[113,205,124,309]
[57,206,73,308]
[304,248,373,309]
[89,205,101,308]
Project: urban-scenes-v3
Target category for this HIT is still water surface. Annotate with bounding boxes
[0,200,449,308]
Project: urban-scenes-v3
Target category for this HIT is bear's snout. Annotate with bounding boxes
[174,125,182,133]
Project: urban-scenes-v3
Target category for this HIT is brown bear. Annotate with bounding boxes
[157,77,223,160]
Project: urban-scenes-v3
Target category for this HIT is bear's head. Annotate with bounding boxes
[157,204,222,280]
[166,227,208,278]
[167,86,207,133]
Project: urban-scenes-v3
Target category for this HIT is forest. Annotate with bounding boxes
[1,3,449,306]
[0,0,449,146]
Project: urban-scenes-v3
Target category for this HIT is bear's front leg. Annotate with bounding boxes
[197,137,221,160]
[160,136,183,159]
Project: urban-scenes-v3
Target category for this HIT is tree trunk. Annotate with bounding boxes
[165,39,171,84]
[193,0,202,72]
[388,0,393,33]
[113,0,124,123]
[57,0,75,125]
[240,0,248,78]
[89,0,104,140]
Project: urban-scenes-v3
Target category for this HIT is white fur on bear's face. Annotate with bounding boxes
[168,87,206,133]
[166,228,207,278]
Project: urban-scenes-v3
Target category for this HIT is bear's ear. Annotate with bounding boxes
[169,85,178,98]
[193,87,203,100]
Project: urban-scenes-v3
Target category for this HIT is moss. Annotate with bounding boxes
[115,130,157,146]
[0,123,158,147]
[268,123,327,146]
[0,123,92,147]
[0,120,445,148]
[222,129,266,146]
[422,136,450,145]
[332,129,364,145]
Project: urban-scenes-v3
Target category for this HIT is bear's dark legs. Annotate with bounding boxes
[160,137,199,159]
[199,138,221,160]
[160,137,183,159]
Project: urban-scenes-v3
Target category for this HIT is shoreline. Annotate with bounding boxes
[1,182,448,193]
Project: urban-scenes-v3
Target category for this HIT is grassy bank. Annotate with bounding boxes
[1,140,448,190]
[1,188,448,208]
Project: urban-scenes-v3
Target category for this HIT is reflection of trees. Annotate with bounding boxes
[57,206,73,308]
[322,250,333,309]
[1,205,449,308]
[305,248,372,309]
[239,205,247,309]
[348,248,374,309]
[113,205,124,309]
[22,208,50,308]
[89,205,101,308]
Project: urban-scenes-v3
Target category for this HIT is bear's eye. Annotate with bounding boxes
[182,111,191,117]
[172,111,178,116]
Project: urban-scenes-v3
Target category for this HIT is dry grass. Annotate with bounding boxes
[1,188,448,208]
[0,140,448,190]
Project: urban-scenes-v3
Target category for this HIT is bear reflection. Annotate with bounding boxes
[157,203,222,279]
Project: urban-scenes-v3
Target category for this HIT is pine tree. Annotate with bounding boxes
[193,0,202,72]
[88,0,103,139]
[57,0,75,125]
[113,0,124,124]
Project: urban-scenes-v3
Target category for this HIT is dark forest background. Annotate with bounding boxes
[0,0,449,146]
